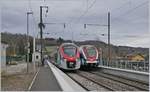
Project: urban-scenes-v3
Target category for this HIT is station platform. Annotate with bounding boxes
[28,60,85,91]
[29,65,62,91]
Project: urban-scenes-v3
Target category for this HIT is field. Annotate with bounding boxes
[45,46,57,56]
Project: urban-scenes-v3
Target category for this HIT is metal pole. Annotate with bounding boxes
[147,62,149,72]
[125,61,126,69]
[72,31,74,43]
[100,48,103,66]
[40,6,43,66]
[39,6,48,66]
[131,62,132,70]
[27,12,33,73]
[126,61,127,69]
[137,62,139,71]
[144,61,146,71]
[33,37,36,72]
[108,12,111,65]
[27,13,29,73]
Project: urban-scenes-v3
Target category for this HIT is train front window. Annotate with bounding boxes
[86,47,96,56]
[63,46,76,57]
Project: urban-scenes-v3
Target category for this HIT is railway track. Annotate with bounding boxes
[65,70,149,91]
[89,70,149,91]
[66,72,111,91]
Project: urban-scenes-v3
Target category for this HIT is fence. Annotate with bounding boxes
[101,60,149,72]
[6,55,26,64]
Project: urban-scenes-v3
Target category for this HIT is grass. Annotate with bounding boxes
[45,46,57,55]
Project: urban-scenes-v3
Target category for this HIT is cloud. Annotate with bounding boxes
[1,0,149,48]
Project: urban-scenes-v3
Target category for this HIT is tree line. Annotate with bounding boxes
[1,32,149,61]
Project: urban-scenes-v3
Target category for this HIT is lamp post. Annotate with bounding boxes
[27,11,33,73]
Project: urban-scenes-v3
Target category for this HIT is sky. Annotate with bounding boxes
[0,0,149,48]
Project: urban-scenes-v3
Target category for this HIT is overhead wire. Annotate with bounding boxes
[85,0,147,25]
[71,0,131,25]
[74,1,132,34]
[28,0,40,38]
[78,0,148,42]
[42,0,66,38]
[110,1,148,34]
[28,0,147,41]
[28,0,38,24]
[28,0,50,38]
[111,1,148,23]
[66,0,96,42]
[109,1,148,43]
[75,0,96,23]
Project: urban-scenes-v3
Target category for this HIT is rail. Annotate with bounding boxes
[100,60,149,72]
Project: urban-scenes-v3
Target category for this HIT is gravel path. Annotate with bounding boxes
[5,63,27,75]
[1,73,34,91]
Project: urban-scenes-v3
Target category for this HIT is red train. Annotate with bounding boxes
[53,43,81,70]
[79,45,100,68]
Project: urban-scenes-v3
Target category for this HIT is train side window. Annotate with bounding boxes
[36,55,39,59]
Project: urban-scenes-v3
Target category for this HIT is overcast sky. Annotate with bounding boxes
[1,0,149,48]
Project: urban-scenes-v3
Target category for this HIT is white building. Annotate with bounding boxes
[32,51,41,63]
[1,43,8,72]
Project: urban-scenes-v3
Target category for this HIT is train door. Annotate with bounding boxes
[56,52,61,65]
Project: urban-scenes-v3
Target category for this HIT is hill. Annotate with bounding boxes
[1,32,149,61]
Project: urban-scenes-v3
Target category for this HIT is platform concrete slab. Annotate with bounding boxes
[47,61,86,91]
[30,66,62,91]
